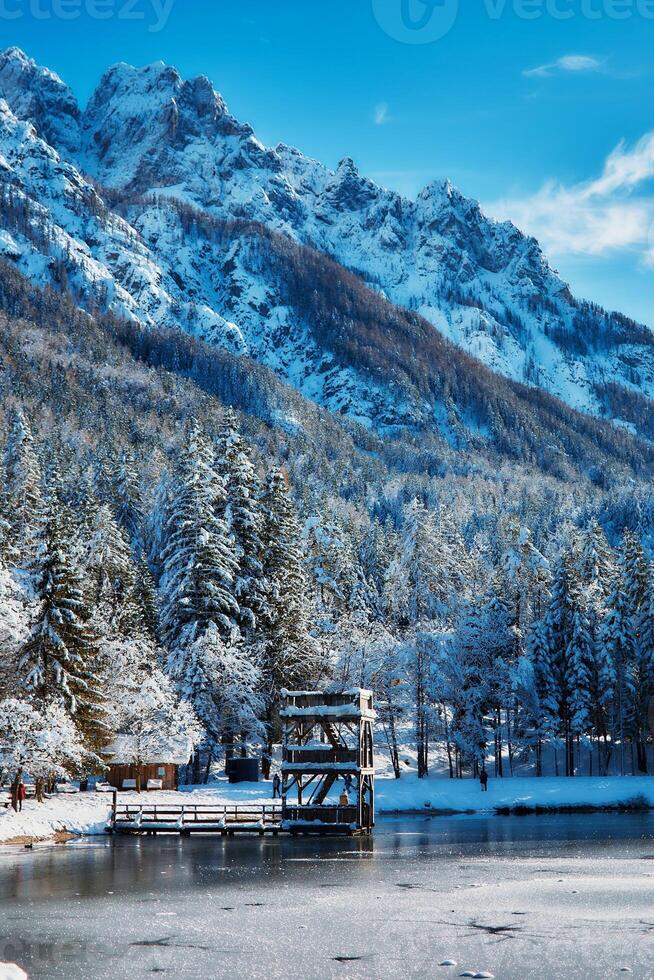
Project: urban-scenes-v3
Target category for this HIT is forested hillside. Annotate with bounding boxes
[1,256,654,787]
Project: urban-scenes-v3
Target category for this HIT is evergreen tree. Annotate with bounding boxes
[615,530,649,772]
[567,596,594,738]
[632,561,654,773]
[385,498,441,627]
[111,450,145,552]
[167,623,263,767]
[258,468,322,772]
[159,423,239,649]
[537,556,579,775]
[4,407,43,559]
[134,556,160,642]
[83,503,141,639]
[19,490,106,754]
[215,411,266,636]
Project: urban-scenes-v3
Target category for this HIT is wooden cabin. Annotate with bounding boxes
[103,735,193,792]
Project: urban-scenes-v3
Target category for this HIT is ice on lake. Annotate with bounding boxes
[0,811,653,979]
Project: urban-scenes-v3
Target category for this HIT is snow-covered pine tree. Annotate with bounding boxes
[215,411,266,637]
[111,450,145,553]
[159,422,239,650]
[566,589,594,751]
[619,530,649,771]
[134,555,160,642]
[168,623,264,766]
[305,508,360,622]
[571,520,616,772]
[574,519,615,616]
[147,467,173,584]
[525,616,558,774]
[258,468,322,772]
[83,503,141,639]
[385,498,442,627]
[599,565,634,777]
[4,407,43,559]
[537,556,580,775]
[500,518,550,657]
[0,481,18,566]
[479,587,514,775]
[633,579,654,774]
[0,542,28,700]
[19,488,107,754]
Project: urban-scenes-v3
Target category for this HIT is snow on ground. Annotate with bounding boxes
[0,965,28,980]
[374,773,654,814]
[0,792,109,843]
[2,773,654,843]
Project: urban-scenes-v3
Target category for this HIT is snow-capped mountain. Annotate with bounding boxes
[1,47,653,439]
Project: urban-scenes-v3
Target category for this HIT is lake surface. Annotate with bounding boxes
[1,812,653,979]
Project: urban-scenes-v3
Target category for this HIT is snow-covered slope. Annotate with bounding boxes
[1,47,654,437]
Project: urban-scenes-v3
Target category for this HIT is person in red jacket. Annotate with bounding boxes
[17,782,26,812]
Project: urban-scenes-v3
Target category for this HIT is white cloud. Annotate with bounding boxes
[374,102,389,125]
[523,54,603,79]
[487,133,654,264]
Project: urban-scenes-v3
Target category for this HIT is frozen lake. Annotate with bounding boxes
[1,812,653,979]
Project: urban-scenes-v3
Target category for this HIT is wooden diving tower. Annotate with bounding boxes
[280,688,375,835]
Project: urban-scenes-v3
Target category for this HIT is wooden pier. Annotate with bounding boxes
[108,802,283,836]
[107,688,376,838]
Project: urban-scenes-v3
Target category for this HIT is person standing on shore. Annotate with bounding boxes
[480,769,488,792]
[18,782,26,812]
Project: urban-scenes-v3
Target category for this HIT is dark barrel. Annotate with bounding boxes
[228,758,260,783]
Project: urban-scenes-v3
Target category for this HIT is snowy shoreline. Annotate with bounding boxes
[2,774,654,845]
[374,773,654,815]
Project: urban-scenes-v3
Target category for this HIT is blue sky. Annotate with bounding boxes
[3,0,654,324]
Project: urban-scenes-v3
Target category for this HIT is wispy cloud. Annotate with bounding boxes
[523,54,603,79]
[487,133,654,267]
[374,102,389,125]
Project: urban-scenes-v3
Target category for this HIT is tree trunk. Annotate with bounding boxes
[443,708,454,779]
[203,749,213,784]
[384,712,401,779]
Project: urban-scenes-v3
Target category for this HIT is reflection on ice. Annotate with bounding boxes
[0,812,652,979]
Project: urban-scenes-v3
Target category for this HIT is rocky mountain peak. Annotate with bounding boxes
[0,46,80,157]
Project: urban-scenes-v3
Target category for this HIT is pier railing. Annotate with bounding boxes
[109,802,283,835]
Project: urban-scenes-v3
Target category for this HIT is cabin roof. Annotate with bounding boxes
[103,734,192,766]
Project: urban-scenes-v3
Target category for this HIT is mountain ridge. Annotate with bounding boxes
[0,46,653,444]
